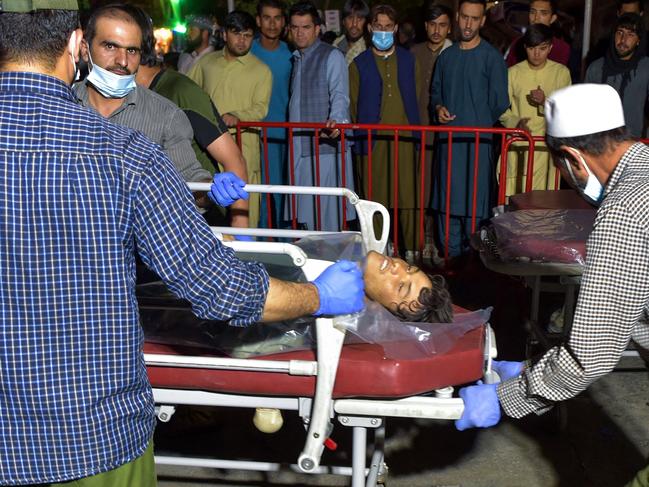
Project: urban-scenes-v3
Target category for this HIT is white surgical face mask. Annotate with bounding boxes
[85,51,137,99]
[562,150,604,206]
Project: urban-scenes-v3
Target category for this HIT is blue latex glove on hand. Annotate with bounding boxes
[208,172,248,207]
[234,234,255,242]
[312,260,365,316]
[455,381,501,431]
[492,360,524,382]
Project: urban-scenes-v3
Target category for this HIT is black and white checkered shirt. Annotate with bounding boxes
[499,142,649,417]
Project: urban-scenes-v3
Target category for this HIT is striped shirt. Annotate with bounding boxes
[73,82,212,182]
[499,142,649,417]
[0,72,269,484]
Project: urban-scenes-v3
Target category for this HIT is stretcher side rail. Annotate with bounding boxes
[188,182,390,255]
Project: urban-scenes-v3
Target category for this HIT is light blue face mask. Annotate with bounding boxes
[372,30,394,51]
[86,51,137,99]
[562,151,604,206]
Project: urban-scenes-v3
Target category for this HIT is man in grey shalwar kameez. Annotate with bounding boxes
[287,1,356,231]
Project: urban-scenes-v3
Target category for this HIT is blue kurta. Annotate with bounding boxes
[430,40,508,255]
[251,39,293,227]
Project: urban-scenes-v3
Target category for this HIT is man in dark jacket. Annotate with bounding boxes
[585,13,649,138]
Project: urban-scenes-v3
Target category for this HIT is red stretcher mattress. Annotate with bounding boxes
[487,209,595,265]
[509,189,594,211]
[145,308,485,399]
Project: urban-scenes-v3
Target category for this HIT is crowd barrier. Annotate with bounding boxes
[234,121,549,258]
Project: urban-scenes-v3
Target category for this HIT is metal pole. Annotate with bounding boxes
[227,0,235,12]
[582,0,593,62]
[352,427,367,487]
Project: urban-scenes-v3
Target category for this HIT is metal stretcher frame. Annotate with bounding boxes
[477,191,591,354]
[478,239,582,351]
[145,184,499,486]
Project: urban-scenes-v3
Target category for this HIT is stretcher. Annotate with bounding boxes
[475,189,594,351]
[508,189,595,211]
[143,184,498,486]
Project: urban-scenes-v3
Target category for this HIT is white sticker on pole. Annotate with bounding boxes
[324,10,341,34]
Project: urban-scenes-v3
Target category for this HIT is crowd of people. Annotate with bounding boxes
[0,2,456,484]
[4,0,649,485]
[145,0,648,260]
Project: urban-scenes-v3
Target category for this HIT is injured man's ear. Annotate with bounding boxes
[363,251,453,323]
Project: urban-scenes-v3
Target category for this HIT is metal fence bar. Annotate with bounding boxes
[288,127,297,230]
[444,132,453,263]
[233,121,537,264]
[392,129,400,257]
[314,129,322,231]
[340,128,348,230]
[418,129,427,253]
[261,127,272,230]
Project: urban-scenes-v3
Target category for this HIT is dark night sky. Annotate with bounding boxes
[103,0,624,52]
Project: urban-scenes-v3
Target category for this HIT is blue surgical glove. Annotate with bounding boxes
[312,260,365,316]
[208,172,248,207]
[492,360,524,382]
[455,381,501,431]
[234,234,255,242]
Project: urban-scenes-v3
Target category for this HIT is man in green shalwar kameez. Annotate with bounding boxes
[349,4,422,256]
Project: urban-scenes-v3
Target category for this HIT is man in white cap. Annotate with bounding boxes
[455,83,649,486]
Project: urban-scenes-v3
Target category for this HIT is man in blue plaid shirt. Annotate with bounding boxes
[0,1,364,485]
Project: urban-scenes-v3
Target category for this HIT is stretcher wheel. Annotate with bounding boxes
[376,465,388,486]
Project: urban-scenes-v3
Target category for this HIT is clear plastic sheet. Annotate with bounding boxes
[139,281,490,360]
[293,233,366,263]
[139,233,489,360]
[487,209,595,265]
[346,302,491,359]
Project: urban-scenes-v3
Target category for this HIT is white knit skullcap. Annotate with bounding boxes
[545,84,625,138]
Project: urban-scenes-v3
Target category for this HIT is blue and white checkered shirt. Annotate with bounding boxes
[0,72,269,484]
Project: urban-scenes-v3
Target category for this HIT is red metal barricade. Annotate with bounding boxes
[236,122,536,260]
[499,134,561,199]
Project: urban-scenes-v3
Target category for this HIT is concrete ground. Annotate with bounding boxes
[153,253,649,487]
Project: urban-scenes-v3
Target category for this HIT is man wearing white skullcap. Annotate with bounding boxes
[456,83,649,487]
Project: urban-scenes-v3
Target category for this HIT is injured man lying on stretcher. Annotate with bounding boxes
[138,234,454,358]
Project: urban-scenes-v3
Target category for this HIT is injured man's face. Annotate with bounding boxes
[363,251,453,323]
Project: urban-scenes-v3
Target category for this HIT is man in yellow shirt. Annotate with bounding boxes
[189,11,272,227]
[499,23,571,196]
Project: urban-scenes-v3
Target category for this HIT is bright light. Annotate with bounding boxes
[172,22,187,34]
[154,28,174,54]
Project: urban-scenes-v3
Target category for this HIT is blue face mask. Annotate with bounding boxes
[86,52,137,99]
[562,151,605,206]
[372,30,394,51]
